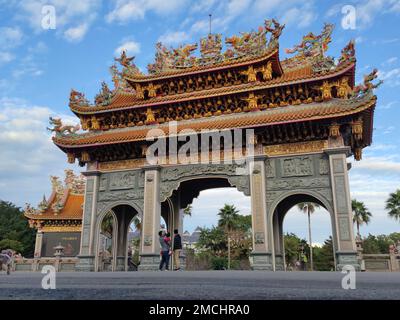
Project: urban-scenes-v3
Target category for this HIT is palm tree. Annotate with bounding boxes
[218,204,240,270]
[351,199,372,236]
[217,204,239,234]
[297,202,320,271]
[183,204,192,217]
[386,189,400,222]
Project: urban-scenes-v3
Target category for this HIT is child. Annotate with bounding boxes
[164,232,172,255]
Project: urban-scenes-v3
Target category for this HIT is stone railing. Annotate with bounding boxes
[12,257,79,272]
[360,252,400,272]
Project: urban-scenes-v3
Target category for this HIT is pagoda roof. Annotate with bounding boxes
[124,47,282,82]
[54,92,376,149]
[70,59,355,115]
[24,170,84,221]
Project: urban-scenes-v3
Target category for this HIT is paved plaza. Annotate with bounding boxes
[1,271,400,300]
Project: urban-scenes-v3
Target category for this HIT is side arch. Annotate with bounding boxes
[268,189,338,271]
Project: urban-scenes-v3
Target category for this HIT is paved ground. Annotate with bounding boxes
[1,271,400,300]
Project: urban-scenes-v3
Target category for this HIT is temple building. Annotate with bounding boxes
[44,19,380,271]
[24,170,85,258]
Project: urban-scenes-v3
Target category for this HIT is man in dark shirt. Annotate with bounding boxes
[173,229,182,271]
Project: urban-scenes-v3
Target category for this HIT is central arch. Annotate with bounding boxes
[161,176,250,270]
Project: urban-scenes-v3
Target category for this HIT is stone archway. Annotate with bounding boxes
[94,202,141,271]
[94,210,118,272]
[269,191,336,271]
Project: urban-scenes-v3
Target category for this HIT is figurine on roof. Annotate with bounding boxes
[115,50,135,68]
[94,81,113,106]
[264,19,285,46]
[353,69,383,97]
[47,117,80,136]
[286,23,334,60]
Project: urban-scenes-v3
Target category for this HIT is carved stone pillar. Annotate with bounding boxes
[138,166,161,271]
[116,211,128,271]
[273,210,285,271]
[34,230,43,258]
[171,192,185,270]
[249,156,273,270]
[325,147,360,270]
[76,170,99,272]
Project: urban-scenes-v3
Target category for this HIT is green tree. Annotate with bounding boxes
[386,189,400,222]
[183,204,192,217]
[297,202,319,271]
[352,199,372,235]
[0,239,24,253]
[217,204,239,234]
[197,226,227,255]
[101,212,114,237]
[0,201,36,257]
[313,237,335,271]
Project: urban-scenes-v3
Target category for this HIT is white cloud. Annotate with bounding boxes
[378,101,398,110]
[281,4,316,28]
[326,0,400,29]
[0,27,23,49]
[114,40,141,56]
[63,23,89,42]
[382,57,398,66]
[352,156,400,172]
[0,97,80,205]
[106,0,187,24]
[158,31,190,46]
[0,52,15,65]
[15,0,100,42]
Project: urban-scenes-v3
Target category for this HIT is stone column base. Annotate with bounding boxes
[138,254,160,271]
[250,252,273,271]
[274,254,285,271]
[116,256,126,271]
[75,255,95,272]
[336,252,360,271]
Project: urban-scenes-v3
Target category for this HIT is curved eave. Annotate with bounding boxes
[55,94,376,150]
[124,47,281,83]
[24,214,83,221]
[70,60,356,116]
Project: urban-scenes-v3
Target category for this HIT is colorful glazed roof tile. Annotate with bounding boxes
[54,92,376,148]
[24,170,84,220]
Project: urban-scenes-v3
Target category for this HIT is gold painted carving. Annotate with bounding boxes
[329,123,340,138]
[265,140,328,156]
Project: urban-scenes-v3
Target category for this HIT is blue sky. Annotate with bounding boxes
[0,0,400,244]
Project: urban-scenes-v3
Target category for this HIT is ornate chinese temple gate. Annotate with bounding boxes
[49,19,380,271]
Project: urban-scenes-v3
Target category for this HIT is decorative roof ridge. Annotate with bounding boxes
[124,47,280,81]
[69,60,355,115]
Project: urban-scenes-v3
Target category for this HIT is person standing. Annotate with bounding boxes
[159,231,170,271]
[173,229,182,271]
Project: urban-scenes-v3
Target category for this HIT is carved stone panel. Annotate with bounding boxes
[254,232,265,244]
[267,177,330,190]
[333,158,344,174]
[319,158,329,175]
[281,157,313,177]
[265,159,275,178]
[98,189,144,202]
[334,176,348,214]
[338,217,350,241]
[99,177,108,191]
[83,194,93,224]
[109,171,136,190]
[86,179,94,192]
